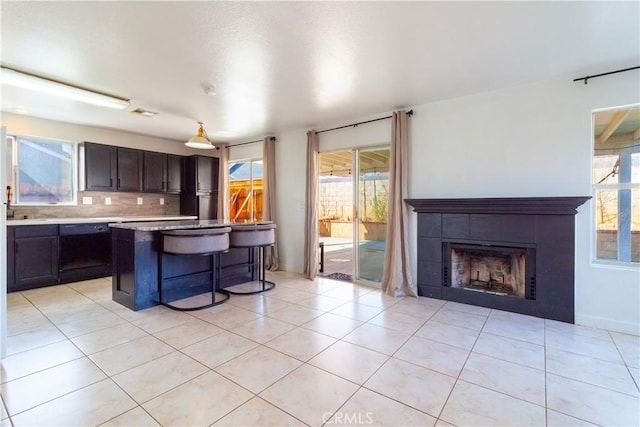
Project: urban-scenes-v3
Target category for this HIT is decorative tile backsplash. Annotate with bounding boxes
[8,191,180,219]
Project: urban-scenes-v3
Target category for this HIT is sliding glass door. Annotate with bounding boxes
[356,147,389,283]
[318,146,389,284]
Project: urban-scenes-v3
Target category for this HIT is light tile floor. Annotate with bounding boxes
[1,272,639,426]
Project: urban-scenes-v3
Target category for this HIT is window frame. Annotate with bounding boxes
[591,105,640,267]
[7,134,78,206]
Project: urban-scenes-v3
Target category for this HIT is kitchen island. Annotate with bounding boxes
[110,220,270,310]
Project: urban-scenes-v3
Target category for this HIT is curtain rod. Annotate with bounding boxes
[226,136,276,148]
[317,109,413,134]
[573,66,640,85]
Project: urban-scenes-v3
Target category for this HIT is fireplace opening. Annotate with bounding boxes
[444,243,536,299]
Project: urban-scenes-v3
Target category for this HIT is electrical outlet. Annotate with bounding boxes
[82,196,93,205]
[137,197,143,205]
[104,197,112,205]
[160,198,165,205]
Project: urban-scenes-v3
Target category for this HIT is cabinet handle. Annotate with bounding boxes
[110,178,113,187]
[117,178,121,188]
[197,182,200,191]
[15,242,18,254]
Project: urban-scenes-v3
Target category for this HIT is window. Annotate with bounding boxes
[592,106,640,264]
[229,159,263,222]
[7,135,77,205]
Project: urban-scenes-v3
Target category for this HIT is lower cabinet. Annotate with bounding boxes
[7,224,111,292]
[9,225,59,292]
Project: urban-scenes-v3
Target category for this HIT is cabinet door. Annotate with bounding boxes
[196,156,219,193]
[196,156,213,193]
[143,152,167,193]
[85,143,117,191]
[166,155,182,193]
[14,236,59,289]
[7,227,15,290]
[117,147,143,191]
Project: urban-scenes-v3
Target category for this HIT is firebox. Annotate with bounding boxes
[443,242,536,300]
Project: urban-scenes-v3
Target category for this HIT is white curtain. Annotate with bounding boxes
[263,136,279,270]
[217,146,230,221]
[381,111,417,297]
[304,130,319,279]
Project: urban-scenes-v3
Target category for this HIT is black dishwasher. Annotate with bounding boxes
[59,223,111,283]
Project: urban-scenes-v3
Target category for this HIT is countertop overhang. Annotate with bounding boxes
[110,220,272,232]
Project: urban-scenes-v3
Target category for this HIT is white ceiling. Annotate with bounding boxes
[1,1,639,144]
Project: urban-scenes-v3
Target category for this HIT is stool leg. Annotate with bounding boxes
[259,246,264,291]
[211,253,216,306]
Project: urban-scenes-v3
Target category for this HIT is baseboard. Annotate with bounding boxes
[575,313,640,335]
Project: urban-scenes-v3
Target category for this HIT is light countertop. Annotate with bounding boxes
[110,220,273,232]
[7,215,197,226]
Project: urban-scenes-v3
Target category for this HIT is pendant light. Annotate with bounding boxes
[185,122,215,149]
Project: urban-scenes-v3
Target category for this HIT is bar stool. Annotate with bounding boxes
[158,227,231,311]
[226,223,276,295]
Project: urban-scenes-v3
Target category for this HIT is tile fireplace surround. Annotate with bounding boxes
[406,197,590,323]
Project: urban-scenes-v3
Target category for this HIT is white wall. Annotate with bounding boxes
[0,113,218,157]
[276,71,640,333]
[228,141,263,161]
[317,116,391,152]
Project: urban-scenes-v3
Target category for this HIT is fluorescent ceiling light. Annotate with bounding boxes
[0,66,130,110]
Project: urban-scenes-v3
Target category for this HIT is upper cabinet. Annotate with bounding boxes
[184,155,219,194]
[82,142,182,193]
[83,142,118,191]
[82,142,142,192]
[143,151,165,193]
[117,147,143,192]
[166,155,183,193]
[143,152,183,193]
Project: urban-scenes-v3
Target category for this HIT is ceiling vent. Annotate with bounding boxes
[130,108,157,117]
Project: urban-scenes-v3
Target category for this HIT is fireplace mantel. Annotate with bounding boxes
[405,196,590,323]
[405,197,590,215]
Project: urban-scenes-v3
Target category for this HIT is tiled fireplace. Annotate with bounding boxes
[406,197,589,323]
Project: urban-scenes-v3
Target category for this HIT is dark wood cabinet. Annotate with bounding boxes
[116,147,143,192]
[181,155,219,219]
[195,156,217,193]
[84,142,117,191]
[182,155,218,194]
[7,223,112,292]
[10,225,59,291]
[143,151,167,193]
[143,152,183,193]
[83,142,142,192]
[167,155,183,193]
